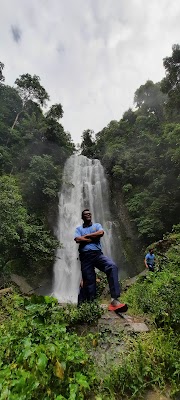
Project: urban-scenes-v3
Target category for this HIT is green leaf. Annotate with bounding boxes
[44,295,58,304]
[37,353,48,370]
[75,372,90,389]
[69,383,79,400]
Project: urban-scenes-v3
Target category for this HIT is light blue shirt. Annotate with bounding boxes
[74,223,103,252]
[145,252,155,266]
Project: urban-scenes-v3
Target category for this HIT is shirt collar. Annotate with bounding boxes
[83,222,92,228]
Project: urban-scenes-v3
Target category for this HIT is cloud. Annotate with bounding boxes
[56,43,65,54]
[1,0,180,143]
[11,25,22,43]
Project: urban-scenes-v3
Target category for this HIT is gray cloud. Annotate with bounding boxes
[1,0,180,143]
[56,43,65,54]
[11,25,22,43]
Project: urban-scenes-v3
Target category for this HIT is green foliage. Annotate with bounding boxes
[0,175,28,265]
[67,301,103,325]
[161,44,180,118]
[0,84,22,128]
[10,73,49,130]
[0,294,95,400]
[15,73,50,107]
[0,144,13,173]
[81,129,95,158]
[123,269,180,330]
[104,330,180,399]
[0,174,59,272]
[24,155,62,211]
[20,219,59,264]
[91,45,180,243]
[0,66,74,277]
[100,230,180,398]
[46,103,64,121]
[0,229,179,400]
[122,229,180,330]
[44,118,75,155]
[134,80,166,120]
[122,183,133,194]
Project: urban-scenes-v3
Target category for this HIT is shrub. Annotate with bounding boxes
[104,329,180,399]
[121,230,180,331]
[0,294,97,399]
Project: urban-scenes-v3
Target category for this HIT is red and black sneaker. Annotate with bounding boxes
[108,299,128,313]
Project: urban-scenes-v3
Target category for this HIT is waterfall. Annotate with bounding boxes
[53,154,113,303]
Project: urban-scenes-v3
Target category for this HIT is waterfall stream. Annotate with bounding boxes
[53,154,114,303]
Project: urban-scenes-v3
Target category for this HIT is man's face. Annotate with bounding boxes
[82,211,92,223]
[150,249,153,254]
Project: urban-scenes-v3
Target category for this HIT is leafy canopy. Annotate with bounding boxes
[15,73,50,106]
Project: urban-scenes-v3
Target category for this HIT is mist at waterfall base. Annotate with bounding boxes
[53,154,121,304]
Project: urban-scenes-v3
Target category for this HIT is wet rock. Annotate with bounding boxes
[99,305,149,332]
[11,274,34,294]
[127,322,149,332]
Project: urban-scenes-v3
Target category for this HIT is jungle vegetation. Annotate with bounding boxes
[81,44,180,244]
[0,45,180,400]
[0,65,75,280]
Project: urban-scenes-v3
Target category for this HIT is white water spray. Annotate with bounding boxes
[53,155,113,303]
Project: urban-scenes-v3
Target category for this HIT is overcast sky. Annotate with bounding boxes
[1,0,180,143]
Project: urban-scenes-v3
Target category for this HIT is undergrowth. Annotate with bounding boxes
[121,226,180,331]
[0,226,179,399]
[103,329,180,399]
[0,294,101,400]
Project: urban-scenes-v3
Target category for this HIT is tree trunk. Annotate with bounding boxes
[6,109,24,146]
[11,110,23,130]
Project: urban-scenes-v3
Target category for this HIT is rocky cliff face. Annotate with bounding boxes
[108,180,143,279]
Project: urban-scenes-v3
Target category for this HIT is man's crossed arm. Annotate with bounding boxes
[74,230,104,243]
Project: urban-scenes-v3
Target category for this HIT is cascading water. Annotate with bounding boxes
[53,154,113,303]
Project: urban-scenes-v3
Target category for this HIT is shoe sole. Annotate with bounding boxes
[108,303,128,313]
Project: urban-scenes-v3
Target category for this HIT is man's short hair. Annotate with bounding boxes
[82,209,90,219]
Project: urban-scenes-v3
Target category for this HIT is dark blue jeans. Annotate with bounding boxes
[148,264,155,272]
[79,250,120,302]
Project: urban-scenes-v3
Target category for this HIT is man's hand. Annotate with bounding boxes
[74,236,92,243]
[84,230,104,239]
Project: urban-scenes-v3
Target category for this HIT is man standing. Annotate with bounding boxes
[74,209,127,311]
[144,248,155,272]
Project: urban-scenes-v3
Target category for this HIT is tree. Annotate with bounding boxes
[0,70,74,280]
[13,112,47,171]
[0,145,13,173]
[122,108,137,125]
[161,44,180,116]
[81,129,95,158]
[46,103,63,121]
[12,74,49,129]
[24,155,61,211]
[0,175,58,270]
[89,46,180,243]
[134,80,166,120]
[0,85,22,128]
[0,175,28,265]
[0,62,5,82]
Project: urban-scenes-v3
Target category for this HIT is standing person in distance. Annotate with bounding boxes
[74,209,127,312]
[144,248,155,272]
